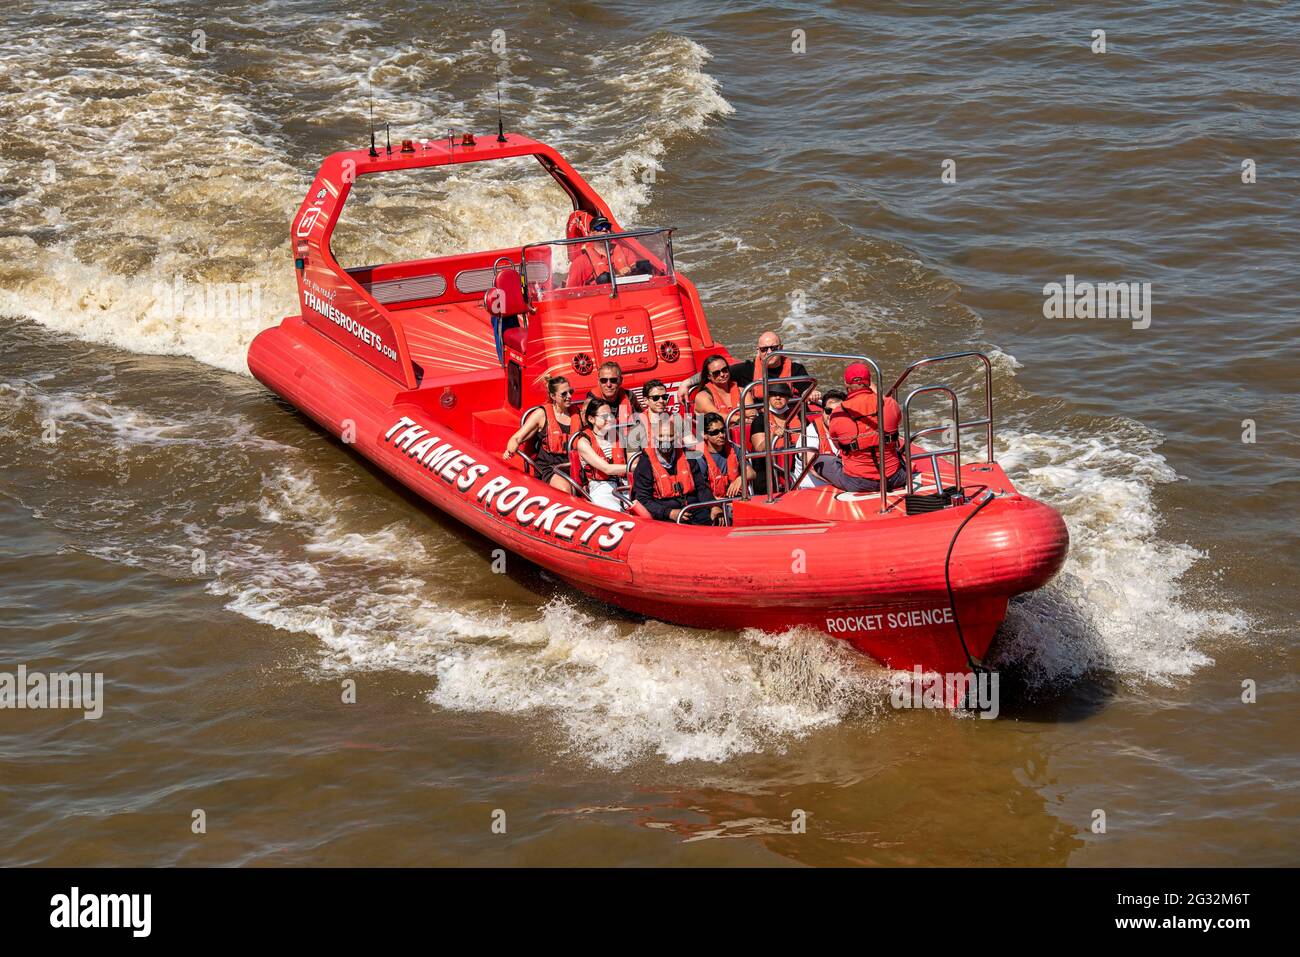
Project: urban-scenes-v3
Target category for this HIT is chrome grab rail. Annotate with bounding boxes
[736,363,822,504]
[900,385,961,496]
[887,351,994,465]
[675,495,742,525]
[749,351,888,512]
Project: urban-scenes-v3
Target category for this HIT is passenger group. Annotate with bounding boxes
[503,330,907,525]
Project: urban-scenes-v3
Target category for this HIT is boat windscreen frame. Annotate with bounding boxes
[520,227,677,303]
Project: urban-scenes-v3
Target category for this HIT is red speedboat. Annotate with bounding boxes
[248,131,1068,676]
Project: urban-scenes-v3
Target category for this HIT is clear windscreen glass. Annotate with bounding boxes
[523,228,675,302]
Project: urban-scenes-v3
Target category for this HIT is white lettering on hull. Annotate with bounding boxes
[382,416,634,552]
[824,606,955,634]
[304,289,399,362]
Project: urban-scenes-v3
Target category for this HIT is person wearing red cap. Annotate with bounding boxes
[815,362,908,492]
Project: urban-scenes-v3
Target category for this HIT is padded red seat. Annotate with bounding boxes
[502,325,526,355]
[485,267,526,317]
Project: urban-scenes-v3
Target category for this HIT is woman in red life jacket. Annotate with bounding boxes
[503,376,580,491]
[569,397,629,513]
[630,416,718,524]
[817,362,908,492]
[692,354,745,424]
[697,412,753,499]
[565,214,635,287]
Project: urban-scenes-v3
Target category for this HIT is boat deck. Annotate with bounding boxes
[392,301,501,381]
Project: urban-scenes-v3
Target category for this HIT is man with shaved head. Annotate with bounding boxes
[727,330,818,403]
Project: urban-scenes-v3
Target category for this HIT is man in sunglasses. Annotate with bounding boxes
[565,214,636,287]
[628,378,678,453]
[698,412,753,500]
[728,331,819,403]
[585,361,644,444]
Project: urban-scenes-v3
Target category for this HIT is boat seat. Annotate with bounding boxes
[486,266,527,364]
[502,324,526,355]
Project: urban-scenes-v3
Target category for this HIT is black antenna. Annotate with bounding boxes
[384,122,391,155]
[367,78,378,158]
[496,84,506,143]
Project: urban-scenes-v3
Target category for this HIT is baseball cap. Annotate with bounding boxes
[844,362,872,385]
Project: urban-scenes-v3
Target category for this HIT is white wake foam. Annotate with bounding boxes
[993,426,1247,687]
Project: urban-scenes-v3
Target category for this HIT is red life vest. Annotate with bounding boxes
[540,402,579,455]
[590,389,641,444]
[811,414,833,454]
[578,242,634,284]
[752,356,791,401]
[572,428,625,485]
[697,443,740,499]
[636,409,684,447]
[647,449,696,499]
[702,380,741,420]
[831,390,903,478]
[589,389,640,422]
[766,412,805,481]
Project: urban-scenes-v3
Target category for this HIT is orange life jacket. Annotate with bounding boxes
[636,409,685,447]
[589,389,641,444]
[766,411,805,481]
[702,380,741,420]
[572,428,625,485]
[811,414,833,454]
[579,242,634,283]
[833,389,903,477]
[589,389,640,422]
[540,402,579,455]
[697,444,740,499]
[752,356,791,401]
[647,449,696,499]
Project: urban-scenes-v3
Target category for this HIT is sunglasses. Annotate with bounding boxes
[758,344,782,353]
[647,393,667,401]
[704,429,725,437]
[708,367,728,378]
[592,223,611,232]
[557,389,573,398]
[599,377,621,385]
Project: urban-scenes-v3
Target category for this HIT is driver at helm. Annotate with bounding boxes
[565,210,635,287]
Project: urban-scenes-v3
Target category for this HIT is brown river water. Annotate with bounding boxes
[0,1,1296,866]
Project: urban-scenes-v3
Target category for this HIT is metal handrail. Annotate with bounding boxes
[901,385,960,496]
[736,364,822,503]
[675,495,742,525]
[512,449,590,500]
[753,351,889,512]
[887,351,994,464]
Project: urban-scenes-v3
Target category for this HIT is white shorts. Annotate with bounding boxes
[587,479,624,513]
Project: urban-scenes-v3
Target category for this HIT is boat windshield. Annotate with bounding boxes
[522,227,675,303]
